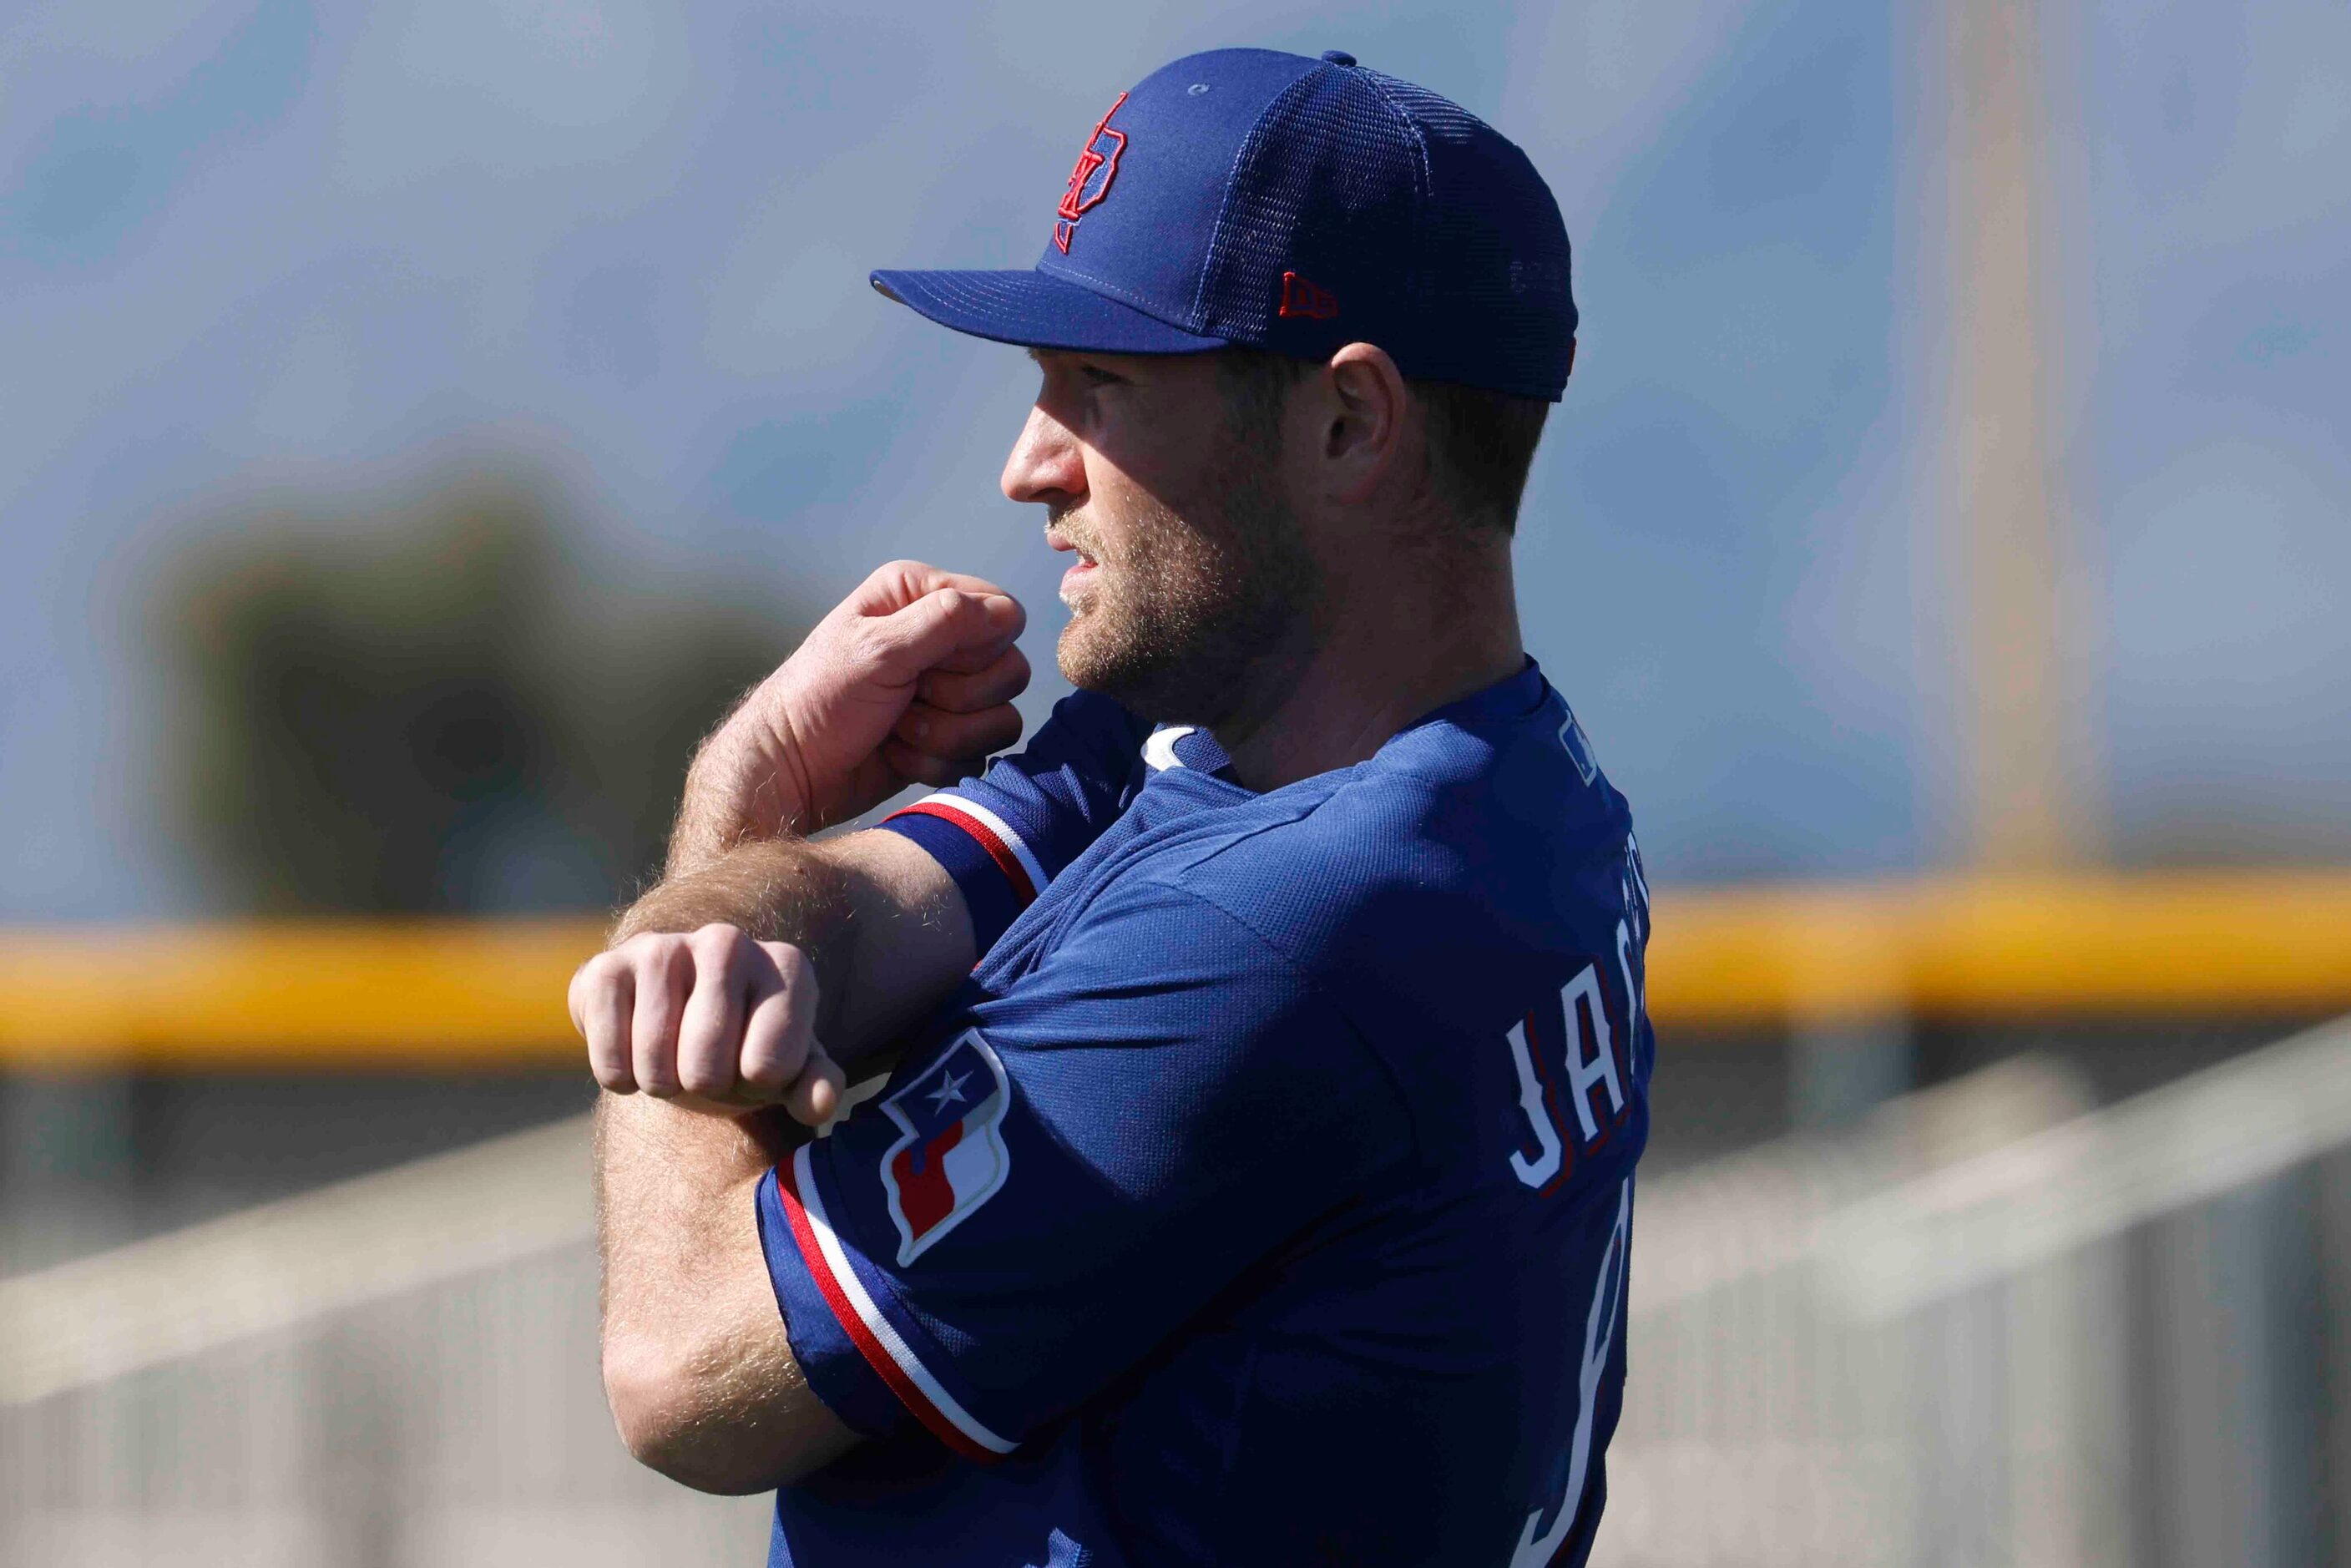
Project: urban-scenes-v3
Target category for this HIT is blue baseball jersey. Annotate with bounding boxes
[872,688,1156,954]
[754,660,1652,1565]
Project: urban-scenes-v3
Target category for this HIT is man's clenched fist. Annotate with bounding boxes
[672,561,1028,870]
[570,925,847,1125]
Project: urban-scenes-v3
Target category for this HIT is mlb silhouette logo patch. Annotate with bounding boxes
[879,1031,1013,1264]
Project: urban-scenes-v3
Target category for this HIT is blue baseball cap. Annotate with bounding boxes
[871,48,1577,402]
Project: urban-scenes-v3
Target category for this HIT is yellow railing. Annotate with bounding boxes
[1656,870,2351,1026]
[0,918,607,1069]
[4,871,2349,1069]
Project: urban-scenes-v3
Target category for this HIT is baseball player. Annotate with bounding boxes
[573,47,1651,1566]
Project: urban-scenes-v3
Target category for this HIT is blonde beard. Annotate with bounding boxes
[1053,468,1317,726]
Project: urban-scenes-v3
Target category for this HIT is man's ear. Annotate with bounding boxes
[1318,342,1412,504]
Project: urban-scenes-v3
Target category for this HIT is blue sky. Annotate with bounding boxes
[1,0,2344,917]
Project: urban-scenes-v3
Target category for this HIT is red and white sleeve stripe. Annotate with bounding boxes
[887,791,1049,904]
[772,1146,1019,1463]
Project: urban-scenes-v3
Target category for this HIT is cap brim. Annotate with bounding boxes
[870,268,1229,357]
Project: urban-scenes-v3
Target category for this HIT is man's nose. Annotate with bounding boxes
[1001,407,1086,508]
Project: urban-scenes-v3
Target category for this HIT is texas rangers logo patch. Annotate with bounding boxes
[879,1030,1013,1265]
[1054,90,1128,254]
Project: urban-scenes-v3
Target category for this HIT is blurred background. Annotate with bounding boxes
[3,0,2347,1563]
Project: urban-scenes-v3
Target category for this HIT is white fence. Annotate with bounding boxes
[8,1017,2351,1566]
[1610,1019,2351,1567]
[0,1118,770,1567]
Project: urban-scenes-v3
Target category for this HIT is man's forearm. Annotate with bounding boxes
[661,729,819,882]
[581,561,1027,1493]
[594,1092,856,1490]
[616,836,852,968]
[612,828,973,1068]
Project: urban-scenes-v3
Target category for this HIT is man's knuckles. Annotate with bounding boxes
[687,922,753,975]
[930,606,1026,676]
[674,1009,743,1092]
[676,1053,738,1100]
[737,1031,808,1094]
[737,947,817,1084]
[916,648,1030,712]
[871,585,1024,671]
[581,931,820,1105]
[758,939,816,990]
[568,951,618,1030]
[894,701,1009,751]
[615,930,696,989]
[880,739,964,787]
[869,559,936,600]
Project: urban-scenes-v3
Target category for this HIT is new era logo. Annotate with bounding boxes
[1278,271,1339,320]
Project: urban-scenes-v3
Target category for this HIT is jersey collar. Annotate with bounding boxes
[1142,723,1240,780]
[1140,660,1549,797]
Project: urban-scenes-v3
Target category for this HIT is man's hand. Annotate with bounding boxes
[571,925,848,1125]
[673,561,1028,870]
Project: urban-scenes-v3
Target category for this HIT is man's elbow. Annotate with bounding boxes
[603,1330,827,1495]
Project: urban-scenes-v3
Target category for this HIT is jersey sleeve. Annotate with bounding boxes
[751,878,1414,1458]
[872,689,1149,953]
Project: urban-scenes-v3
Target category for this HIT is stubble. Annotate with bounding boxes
[1054,424,1319,727]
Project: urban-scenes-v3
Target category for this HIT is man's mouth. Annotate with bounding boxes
[1053,546,1100,610]
[1048,522,1102,600]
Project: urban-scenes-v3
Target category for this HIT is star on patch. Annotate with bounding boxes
[923,1070,970,1114]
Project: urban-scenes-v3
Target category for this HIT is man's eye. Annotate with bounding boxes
[1078,365,1125,388]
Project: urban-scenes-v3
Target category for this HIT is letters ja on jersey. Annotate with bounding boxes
[878,1031,1014,1265]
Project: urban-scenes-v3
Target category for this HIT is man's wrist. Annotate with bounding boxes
[669,738,810,877]
[603,1087,811,1146]
[612,842,850,973]
[599,1090,805,1174]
